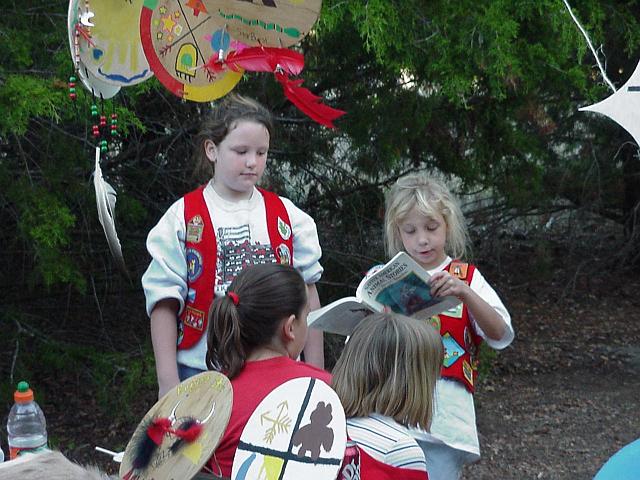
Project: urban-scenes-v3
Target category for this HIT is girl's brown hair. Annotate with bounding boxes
[206,263,307,379]
[193,94,275,179]
[332,313,443,429]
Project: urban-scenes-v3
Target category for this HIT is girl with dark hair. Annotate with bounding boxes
[206,263,331,478]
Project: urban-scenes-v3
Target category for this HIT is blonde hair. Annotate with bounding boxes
[384,172,469,260]
[0,450,114,480]
[331,313,443,429]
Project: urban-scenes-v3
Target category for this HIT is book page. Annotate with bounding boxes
[307,297,376,336]
[356,252,460,318]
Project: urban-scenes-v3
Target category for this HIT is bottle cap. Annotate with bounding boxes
[14,381,34,403]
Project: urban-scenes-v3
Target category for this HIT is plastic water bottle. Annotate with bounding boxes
[7,381,48,459]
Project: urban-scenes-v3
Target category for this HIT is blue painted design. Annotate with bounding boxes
[97,67,151,84]
[442,332,464,367]
[93,48,104,60]
[235,452,256,480]
[594,438,640,479]
[211,29,230,52]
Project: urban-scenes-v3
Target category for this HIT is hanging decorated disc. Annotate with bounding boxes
[67,0,121,98]
[70,0,153,86]
[119,371,233,480]
[139,0,243,102]
[206,0,322,48]
[231,377,346,480]
[580,59,640,147]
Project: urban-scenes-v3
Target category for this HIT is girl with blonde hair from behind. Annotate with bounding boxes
[332,313,443,480]
[384,172,514,480]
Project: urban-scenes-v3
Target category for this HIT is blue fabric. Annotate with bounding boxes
[594,438,640,480]
[178,363,205,381]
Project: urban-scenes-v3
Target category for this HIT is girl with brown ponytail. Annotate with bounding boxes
[205,263,331,478]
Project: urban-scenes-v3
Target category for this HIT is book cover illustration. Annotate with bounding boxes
[375,271,448,316]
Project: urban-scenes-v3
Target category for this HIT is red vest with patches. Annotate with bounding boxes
[338,441,428,480]
[432,261,483,393]
[177,186,293,350]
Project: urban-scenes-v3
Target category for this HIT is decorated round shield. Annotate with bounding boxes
[70,0,153,86]
[231,377,346,480]
[206,0,322,48]
[119,371,233,480]
[139,0,243,102]
[67,0,121,98]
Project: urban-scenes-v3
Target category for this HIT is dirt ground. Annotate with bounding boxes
[462,270,640,479]
[3,247,640,479]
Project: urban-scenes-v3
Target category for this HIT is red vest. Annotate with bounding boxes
[338,441,428,480]
[177,186,293,350]
[430,261,483,393]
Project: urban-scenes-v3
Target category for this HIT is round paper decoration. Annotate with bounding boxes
[231,377,346,480]
[67,0,121,98]
[204,0,322,48]
[140,0,243,102]
[119,371,233,480]
[70,0,153,86]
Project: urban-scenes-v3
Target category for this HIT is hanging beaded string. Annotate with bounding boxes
[69,7,82,102]
[91,92,100,139]
[99,94,108,153]
[110,101,118,140]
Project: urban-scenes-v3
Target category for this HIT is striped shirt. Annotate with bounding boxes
[347,413,427,471]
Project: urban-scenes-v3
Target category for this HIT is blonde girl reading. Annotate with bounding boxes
[384,172,515,480]
[332,313,443,480]
[142,95,324,399]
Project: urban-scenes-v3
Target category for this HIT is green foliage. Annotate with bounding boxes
[2,308,156,422]
[0,75,65,136]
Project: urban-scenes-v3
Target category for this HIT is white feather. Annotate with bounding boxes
[93,147,127,273]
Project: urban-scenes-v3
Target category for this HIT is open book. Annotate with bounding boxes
[308,252,461,336]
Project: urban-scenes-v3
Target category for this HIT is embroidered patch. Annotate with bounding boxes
[442,332,464,368]
[450,261,468,280]
[428,315,441,332]
[277,217,291,240]
[186,248,203,282]
[277,243,291,265]
[462,359,474,386]
[186,214,204,243]
[177,320,184,344]
[187,288,196,303]
[464,326,478,358]
[441,303,464,319]
[184,306,205,331]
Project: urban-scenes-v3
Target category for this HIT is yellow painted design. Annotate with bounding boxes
[176,43,197,79]
[161,15,176,33]
[77,0,152,85]
[180,430,207,465]
[183,70,243,102]
[258,455,284,480]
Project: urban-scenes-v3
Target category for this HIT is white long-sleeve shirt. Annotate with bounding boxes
[142,182,323,370]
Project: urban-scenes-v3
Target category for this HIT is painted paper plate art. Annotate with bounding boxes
[205,0,322,48]
[119,371,233,480]
[67,0,121,98]
[231,377,346,480]
[140,0,243,102]
[70,0,152,86]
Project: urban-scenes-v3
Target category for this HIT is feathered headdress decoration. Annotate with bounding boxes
[202,45,346,128]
